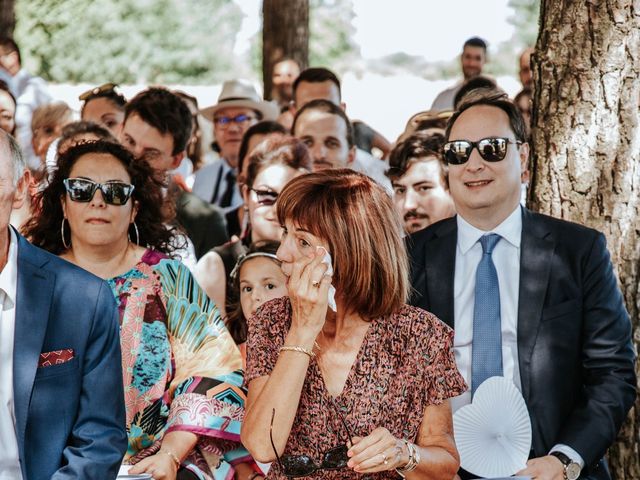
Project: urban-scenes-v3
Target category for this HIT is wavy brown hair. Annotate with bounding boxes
[23,140,180,255]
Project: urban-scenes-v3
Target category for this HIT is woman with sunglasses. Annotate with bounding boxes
[23,140,260,480]
[241,169,466,479]
[80,82,127,136]
[194,136,311,321]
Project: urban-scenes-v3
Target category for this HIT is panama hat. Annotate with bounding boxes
[200,79,279,121]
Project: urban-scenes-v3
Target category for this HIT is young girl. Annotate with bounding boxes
[227,241,288,367]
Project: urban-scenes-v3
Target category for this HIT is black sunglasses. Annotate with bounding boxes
[443,137,522,165]
[251,188,278,207]
[78,82,120,101]
[64,178,135,206]
[270,407,352,477]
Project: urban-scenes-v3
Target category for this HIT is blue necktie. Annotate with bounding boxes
[471,233,503,396]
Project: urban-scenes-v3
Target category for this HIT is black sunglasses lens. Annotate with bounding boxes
[255,190,278,206]
[444,141,472,165]
[102,183,131,205]
[321,444,349,469]
[282,455,318,477]
[66,179,95,202]
[478,138,507,162]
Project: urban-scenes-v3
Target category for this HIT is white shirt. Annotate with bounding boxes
[351,148,392,193]
[191,158,242,214]
[430,80,463,111]
[0,229,23,479]
[451,206,522,413]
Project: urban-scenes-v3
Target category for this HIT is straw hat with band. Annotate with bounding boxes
[200,79,279,122]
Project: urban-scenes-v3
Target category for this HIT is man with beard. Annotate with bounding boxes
[387,131,455,234]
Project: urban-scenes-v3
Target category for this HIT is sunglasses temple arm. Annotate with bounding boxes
[269,409,286,470]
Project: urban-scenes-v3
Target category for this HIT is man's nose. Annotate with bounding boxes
[403,189,418,211]
[312,144,326,161]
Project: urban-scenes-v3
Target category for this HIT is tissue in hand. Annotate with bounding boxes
[318,247,337,312]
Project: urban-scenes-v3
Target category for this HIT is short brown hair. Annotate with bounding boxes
[445,90,527,143]
[387,131,448,186]
[277,169,408,319]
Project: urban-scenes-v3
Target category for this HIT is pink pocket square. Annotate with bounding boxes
[38,349,74,367]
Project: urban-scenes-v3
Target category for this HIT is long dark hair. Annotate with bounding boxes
[23,140,180,255]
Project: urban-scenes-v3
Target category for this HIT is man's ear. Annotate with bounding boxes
[289,100,297,117]
[170,151,185,170]
[12,169,31,210]
[347,146,356,166]
[241,183,250,204]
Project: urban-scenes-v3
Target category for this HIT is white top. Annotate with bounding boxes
[452,206,522,413]
[430,80,463,111]
[351,148,392,193]
[0,229,23,479]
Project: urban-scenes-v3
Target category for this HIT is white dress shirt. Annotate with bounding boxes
[192,158,243,214]
[451,206,522,413]
[0,229,23,479]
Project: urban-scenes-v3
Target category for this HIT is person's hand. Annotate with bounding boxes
[128,452,179,480]
[516,455,565,480]
[287,246,332,339]
[346,427,407,473]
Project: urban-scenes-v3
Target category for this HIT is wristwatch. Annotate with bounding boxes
[550,451,581,480]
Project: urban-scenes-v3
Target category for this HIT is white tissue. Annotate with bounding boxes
[319,248,337,312]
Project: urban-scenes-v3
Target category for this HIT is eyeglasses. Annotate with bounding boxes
[251,188,278,206]
[64,178,135,206]
[214,113,256,129]
[79,83,120,101]
[443,137,522,165]
[270,407,352,478]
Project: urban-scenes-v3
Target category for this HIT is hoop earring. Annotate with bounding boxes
[61,218,70,249]
[128,221,140,246]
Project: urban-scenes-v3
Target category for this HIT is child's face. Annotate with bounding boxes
[240,256,288,318]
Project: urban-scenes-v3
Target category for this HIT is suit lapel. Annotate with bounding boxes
[13,236,54,459]
[424,219,457,328]
[517,210,554,401]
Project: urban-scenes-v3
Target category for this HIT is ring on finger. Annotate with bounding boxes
[380,452,388,465]
[311,280,320,287]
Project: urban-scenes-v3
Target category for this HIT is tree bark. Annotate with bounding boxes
[529,1,640,478]
[262,0,309,101]
[0,0,15,37]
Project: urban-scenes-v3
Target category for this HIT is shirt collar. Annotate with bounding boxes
[0,228,18,309]
[457,205,523,254]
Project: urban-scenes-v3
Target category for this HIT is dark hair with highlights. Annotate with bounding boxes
[277,169,408,319]
[23,140,180,255]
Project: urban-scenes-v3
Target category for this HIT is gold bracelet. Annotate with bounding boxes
[279,345,315,359]
[159,449,181,468]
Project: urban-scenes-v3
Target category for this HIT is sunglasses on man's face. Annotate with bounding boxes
[63,178,135,206]
[270,407,352,478]
[443,137,522,165]
[251,188,278,207]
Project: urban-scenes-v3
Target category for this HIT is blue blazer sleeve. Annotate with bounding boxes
[51,281,127,479]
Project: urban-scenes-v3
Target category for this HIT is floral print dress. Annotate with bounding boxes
[108,249,255,480]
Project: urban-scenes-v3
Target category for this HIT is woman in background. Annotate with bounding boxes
[80,82,127,136]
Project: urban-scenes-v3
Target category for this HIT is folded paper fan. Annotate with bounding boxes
[453,376,532,479]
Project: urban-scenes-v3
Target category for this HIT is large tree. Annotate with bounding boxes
[529,1,639,478]
[262,0,308,101]
[0,0,14,37]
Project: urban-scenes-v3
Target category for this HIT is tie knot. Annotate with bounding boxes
[480,234,501,255]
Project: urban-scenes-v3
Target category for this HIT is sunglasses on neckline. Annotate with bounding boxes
[443,137,522,165]
[270,405,352,478]
[63,178,135,206]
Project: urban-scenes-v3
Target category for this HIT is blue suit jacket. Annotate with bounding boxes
[407,209,637,480]
[12,233,127,479]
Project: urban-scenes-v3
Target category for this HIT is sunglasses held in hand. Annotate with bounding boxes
[64,178,135,206]
[270,407,352,477]
[443,137,522,165]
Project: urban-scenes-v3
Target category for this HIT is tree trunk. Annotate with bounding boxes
[529,1,639,478]
[0,0,15,37]
[262,0,309,101]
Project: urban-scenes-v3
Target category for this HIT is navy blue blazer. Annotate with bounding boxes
[12,232,127,479]
[407,209,636,480]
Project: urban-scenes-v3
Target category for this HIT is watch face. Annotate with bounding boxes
[566,462,581,480]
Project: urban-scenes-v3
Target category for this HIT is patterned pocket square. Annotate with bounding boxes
[38,349,75,367]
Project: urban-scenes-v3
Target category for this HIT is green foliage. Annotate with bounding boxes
[308,0,359,68]
[14,0,243,84]
[507,0,541,47]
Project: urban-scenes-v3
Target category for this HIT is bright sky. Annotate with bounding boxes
[235,0,516,60]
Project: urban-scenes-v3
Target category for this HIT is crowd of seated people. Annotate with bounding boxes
[0,32,635,480]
